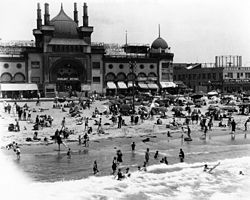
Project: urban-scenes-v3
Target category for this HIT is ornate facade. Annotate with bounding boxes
[0,3,174,98]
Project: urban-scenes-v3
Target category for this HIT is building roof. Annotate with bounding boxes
[151,37,168,49]
[48,38,88,46]
[50,6,78,38]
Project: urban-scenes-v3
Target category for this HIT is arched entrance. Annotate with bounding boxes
[50,59,86,92]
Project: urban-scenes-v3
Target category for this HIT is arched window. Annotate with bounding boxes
[117,72,126,81]
[127,73,136,81]
[138,72,146,77]
[0,73,12,82]
[13,73,25,82]
[105,73,116,81]
[148,72,157,77]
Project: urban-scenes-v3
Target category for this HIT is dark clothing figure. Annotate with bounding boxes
[231,120,236,132]
[93,161,99,175]
[131,142,136,151]
[154,151,159,159]
[187,126,191,138]
[117,169,124,180]
[117,150,123,163]
[179,148,185,162]
[145,148,150,163]
[118,115,122,129]
[112,157,117,174]
[160,156,168,165]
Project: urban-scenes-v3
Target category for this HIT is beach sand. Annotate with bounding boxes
[1,99,250,182]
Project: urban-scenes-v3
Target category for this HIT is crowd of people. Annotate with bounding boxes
[3,92,250,180]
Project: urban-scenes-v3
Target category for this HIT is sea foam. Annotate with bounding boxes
[1,151,250,200]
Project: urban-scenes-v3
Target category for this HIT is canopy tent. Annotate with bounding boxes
[160,82,177,88]
[0,83,38,91]
[138,82,148,89]
[107,82,117,89]
[117,82,127,89]
[147,83,158,89]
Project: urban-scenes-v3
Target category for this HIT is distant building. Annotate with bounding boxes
[173,55,250,93]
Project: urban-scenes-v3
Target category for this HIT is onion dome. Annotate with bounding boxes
[50,6,78,38]
[151,37,168,49]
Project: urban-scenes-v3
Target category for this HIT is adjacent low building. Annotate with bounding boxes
[173,55,250,93]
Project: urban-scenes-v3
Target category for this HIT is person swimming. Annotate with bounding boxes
[203,162,220,173]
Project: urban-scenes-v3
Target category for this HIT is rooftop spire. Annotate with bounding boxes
[125,30,128,46]
[158,24,161,38]
[61,3,63,10]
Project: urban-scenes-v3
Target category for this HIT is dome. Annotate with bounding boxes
[50,7,78,38]
[151,37,168,49]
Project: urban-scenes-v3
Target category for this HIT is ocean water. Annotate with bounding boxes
[1,153,250,200]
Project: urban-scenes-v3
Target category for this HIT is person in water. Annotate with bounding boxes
[93,160,99,175]
[67,148,71,158]
[131,142,136,151]
[203,162,220,173]
[145,148,150,163]
[125,167,131,177]
[154,150,159,159]
[179,148,185,162]
[116,168,125,180]
[111,157,117,175]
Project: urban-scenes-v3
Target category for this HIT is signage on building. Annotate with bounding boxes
[224,79,250,83]
[57,78,79,81]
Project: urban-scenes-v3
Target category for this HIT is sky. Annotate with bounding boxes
[0,0,250,64]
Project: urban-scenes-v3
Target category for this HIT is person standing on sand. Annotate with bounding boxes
[179,148,185,162]
[85,117,89,130]
[61,117,66,129]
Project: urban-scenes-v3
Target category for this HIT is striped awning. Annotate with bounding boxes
[147,83,158,89]
[160,82,177,88]
[107,82,117,89]
[0,83,38,91]
[138,82,148,89]
[117,82,127,89]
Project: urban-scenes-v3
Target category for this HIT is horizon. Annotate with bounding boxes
[0,0,249,64]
